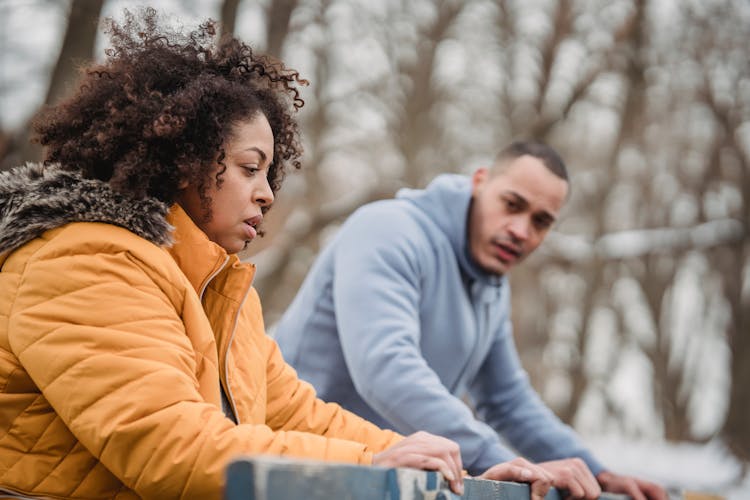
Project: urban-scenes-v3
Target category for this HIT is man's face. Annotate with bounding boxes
[468,155,568,275]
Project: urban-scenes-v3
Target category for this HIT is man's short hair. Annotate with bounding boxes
[493,140,569,182]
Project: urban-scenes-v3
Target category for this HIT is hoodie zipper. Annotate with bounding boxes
[451,283,500,393]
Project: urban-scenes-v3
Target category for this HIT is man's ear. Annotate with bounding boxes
[471,167,489,193]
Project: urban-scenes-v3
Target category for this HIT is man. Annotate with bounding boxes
[275,141,667,500]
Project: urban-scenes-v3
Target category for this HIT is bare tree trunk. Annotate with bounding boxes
[716,242,750,462]
[220,0,241,38]
[619,0,697,442]
[694,2,750,456]
[11,0,103,168]
[711,112,750,462]
[266,0,297,58]
[724,153,750,462]
[394,0,463,187]
[642,255,693,441]
[559,0,648,425]
[45,0,104,106]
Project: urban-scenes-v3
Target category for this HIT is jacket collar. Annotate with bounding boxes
[0,163,172,256]
[166,204,256,300]
[0,162,256,299]
[167,204,228,297]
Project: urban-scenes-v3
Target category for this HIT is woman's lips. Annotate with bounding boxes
[244,215,262,240]
[244,222,258,240]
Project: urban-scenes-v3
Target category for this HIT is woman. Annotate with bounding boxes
[0,8,550,500]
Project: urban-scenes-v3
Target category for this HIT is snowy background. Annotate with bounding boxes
[1,1,748,498]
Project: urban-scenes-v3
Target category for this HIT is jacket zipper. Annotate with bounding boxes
[198,256,239,419]
[222,280,254,423]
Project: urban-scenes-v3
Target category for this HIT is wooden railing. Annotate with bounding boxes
[225,457,631,500]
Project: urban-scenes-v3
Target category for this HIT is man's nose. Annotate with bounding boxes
[507,216,530,242]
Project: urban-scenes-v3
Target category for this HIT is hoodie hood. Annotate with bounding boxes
[0,163,172,255]
[397,174,503,288]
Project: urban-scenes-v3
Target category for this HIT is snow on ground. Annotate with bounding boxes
[584,435,749,499]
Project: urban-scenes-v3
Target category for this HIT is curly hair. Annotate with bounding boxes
[33,8,306,217]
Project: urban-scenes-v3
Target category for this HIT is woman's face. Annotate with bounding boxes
[178,113,275,254]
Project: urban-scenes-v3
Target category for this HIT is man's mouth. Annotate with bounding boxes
[493,242,522,262]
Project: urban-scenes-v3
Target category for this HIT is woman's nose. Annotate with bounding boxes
[254,175,275,207]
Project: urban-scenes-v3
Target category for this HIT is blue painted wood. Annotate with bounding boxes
[224,457,630,500]
[224,460,255,500]
[462,478,565,500]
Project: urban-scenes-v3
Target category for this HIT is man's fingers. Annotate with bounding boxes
[479,461,553,500]
[629,487,647,500]
[480,463,542,483]
[616,479,646,500]
[638,479,668,500]
[525,468,554,500]
[529,478,551,500]
[479,463,527,480]
[568,459,600,499]
[597,471,668,500]
[538,458,601,500]
[557,475,585,499]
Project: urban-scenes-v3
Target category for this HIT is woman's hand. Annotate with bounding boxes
[372,431,464,495]
[479,457,554,500]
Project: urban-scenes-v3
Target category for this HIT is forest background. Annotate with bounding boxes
[1,0,748,494]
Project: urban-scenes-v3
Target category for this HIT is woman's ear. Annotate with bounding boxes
[177,178,189,190]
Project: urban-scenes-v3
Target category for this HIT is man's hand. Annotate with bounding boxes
[372,431,464,495]
[538,458,601,499]
[596,470,668,500]
[479,457,554,500]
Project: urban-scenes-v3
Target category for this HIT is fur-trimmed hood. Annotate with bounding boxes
[0,163,172,255]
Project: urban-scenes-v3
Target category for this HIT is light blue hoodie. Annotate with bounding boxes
[275,174,604,475]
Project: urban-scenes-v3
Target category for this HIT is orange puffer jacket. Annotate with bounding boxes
[0,164,401,499]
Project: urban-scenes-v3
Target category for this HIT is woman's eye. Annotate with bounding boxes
[242,165,259,175]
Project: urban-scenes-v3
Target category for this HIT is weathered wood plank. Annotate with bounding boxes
[225,457,631,500]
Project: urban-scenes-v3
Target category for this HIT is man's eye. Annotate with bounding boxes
[505,199,519,211]
[534,216,552,229]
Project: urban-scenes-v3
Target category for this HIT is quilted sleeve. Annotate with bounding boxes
[6,228,377,498]
[263,333,403,460]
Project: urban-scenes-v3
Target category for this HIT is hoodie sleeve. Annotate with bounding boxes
[330,206,521,475]
[469,303,605,475]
